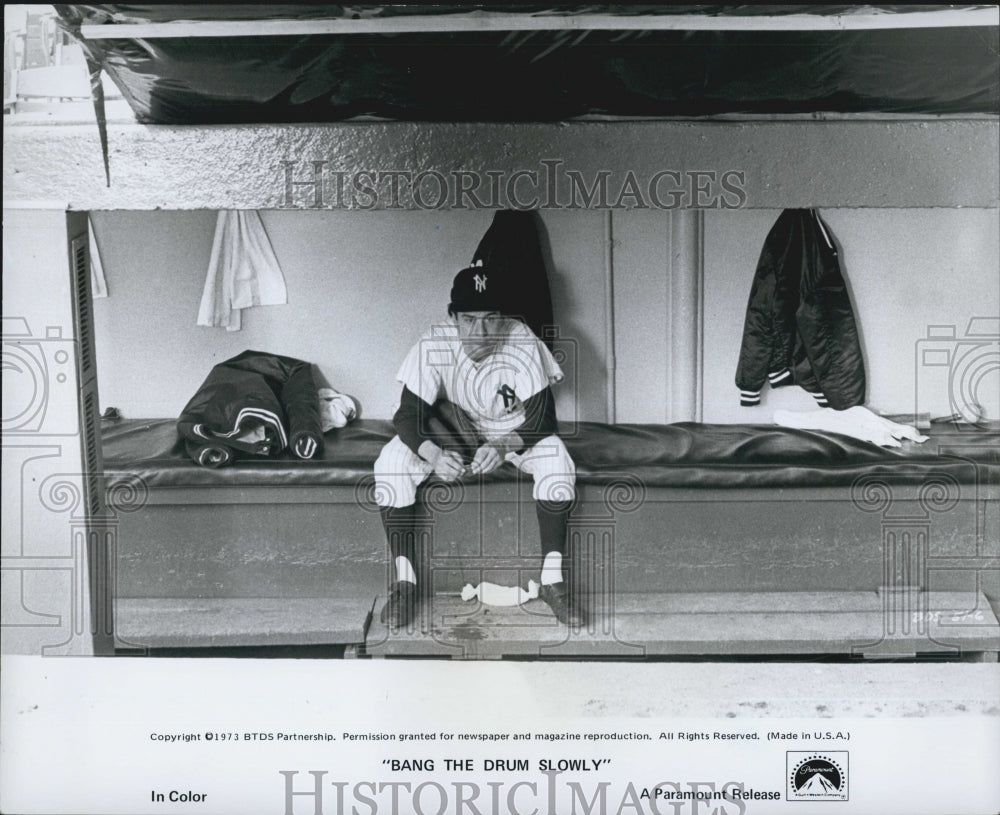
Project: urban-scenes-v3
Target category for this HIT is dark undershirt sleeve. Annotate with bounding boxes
[395,385,558,457]
[393,386,431,457]
[512,387,557,451]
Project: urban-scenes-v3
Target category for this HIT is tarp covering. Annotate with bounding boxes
[57,5,999,123]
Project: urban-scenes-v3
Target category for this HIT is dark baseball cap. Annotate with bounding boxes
[448,265,510,314]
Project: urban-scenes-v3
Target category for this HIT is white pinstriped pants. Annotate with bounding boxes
[373,434,576,508]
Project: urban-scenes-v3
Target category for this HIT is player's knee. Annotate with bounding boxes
[373,439,397,474]
[372,469,404,506]
[534,472,576,503]
[375,437,418,474]
[373,448,404,506]
[536,435,576,472]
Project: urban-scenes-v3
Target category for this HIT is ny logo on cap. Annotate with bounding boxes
[474,273,487,293]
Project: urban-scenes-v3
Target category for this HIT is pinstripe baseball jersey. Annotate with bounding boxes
[396,319,563,439]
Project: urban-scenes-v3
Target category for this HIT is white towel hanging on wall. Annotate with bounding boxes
[197,210,287,331]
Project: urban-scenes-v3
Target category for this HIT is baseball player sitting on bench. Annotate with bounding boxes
[373,264,583,629]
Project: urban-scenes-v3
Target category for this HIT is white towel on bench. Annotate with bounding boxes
[774,406,928,448]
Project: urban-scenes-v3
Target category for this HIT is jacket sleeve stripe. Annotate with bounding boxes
[214,407,289,449]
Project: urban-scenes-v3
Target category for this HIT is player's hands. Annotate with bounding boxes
[470,444,503,475]
[425,446,465,482]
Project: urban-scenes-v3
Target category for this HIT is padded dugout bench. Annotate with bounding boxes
[101,418,1000,659]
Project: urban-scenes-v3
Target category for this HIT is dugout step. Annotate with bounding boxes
[115,596,373,650]
[364,590,1000,660]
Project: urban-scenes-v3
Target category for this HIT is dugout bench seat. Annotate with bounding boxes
[101,418,1000,660]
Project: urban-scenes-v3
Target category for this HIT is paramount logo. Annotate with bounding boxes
[787,752,849,801]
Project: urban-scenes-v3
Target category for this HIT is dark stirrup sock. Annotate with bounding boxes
[380,505,418,564]
[536,499,572,556]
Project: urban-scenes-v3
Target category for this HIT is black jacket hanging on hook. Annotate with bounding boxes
[472,210,555,349]
[735,209,866,410]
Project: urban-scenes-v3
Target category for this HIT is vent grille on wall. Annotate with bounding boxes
[70,229,104,518]
[70,233,95,383]
[80,386,104,518]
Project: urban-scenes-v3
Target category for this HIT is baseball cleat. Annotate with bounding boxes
[538,582,585,627]
[380,581,420,629]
